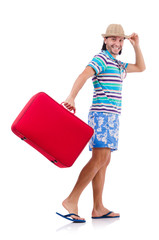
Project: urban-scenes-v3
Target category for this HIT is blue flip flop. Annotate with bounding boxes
[56,212,86,223]
[92,211,120,219]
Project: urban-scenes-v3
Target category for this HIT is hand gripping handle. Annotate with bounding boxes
[61,102,76,114]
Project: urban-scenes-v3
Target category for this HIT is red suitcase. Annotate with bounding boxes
[11,92,94,168]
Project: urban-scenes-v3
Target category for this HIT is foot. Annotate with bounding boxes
[92,207,120,218]
[62,198,85,221]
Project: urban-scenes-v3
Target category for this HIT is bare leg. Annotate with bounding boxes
[92,148,120,217]
[92,150,110,210]
[62,148,111,220]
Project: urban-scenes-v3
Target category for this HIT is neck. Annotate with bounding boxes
[111,53,117,59]
[106,50,117,59]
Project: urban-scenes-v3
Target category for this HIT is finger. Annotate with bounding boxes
[64,103,75,112]
[64,102,71,108]
[127,33,134,38]
[127,36,133,41]
[128,32,137,39]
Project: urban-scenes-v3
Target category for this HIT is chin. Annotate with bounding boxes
[112,49,121,56]
[113,52,119,55]
[111,51,119,56]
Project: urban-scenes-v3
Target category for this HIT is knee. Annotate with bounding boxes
[105,156,111,167]
[97,155,110,168]
[92,148,111,169]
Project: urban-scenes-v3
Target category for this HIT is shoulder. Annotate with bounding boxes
[93,51,108,64]
[96,51,108,58]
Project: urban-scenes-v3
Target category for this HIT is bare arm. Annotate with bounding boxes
[126,33,146,73]
[63,66,95,112]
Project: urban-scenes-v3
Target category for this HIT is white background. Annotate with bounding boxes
[0,0,159,239]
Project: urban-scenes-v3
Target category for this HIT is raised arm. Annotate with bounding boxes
[126,33,146,73]
[63,66,95,112]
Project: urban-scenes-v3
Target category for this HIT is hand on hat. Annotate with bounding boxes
[128,33,139,47]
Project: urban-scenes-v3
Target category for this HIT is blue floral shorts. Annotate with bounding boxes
[88,111,120,152]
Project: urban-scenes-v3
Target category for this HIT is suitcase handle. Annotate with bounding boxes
[61,102,76,114]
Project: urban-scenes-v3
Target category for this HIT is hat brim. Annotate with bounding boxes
[101,33,130,39]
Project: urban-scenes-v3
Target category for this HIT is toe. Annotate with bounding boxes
[71,214,85,221]
[109,212,120,217]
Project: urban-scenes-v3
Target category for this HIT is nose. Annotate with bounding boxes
[115,40,120,46]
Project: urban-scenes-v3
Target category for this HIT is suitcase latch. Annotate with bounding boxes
[21,137,27,140]
[51,160,58,164]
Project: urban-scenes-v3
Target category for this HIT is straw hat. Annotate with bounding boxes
[101,24,129,39]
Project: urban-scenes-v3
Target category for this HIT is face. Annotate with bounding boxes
[104,36,124,57]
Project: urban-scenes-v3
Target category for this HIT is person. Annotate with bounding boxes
[57,24,146,222]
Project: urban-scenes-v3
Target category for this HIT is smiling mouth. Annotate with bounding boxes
[112,46,120,50]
